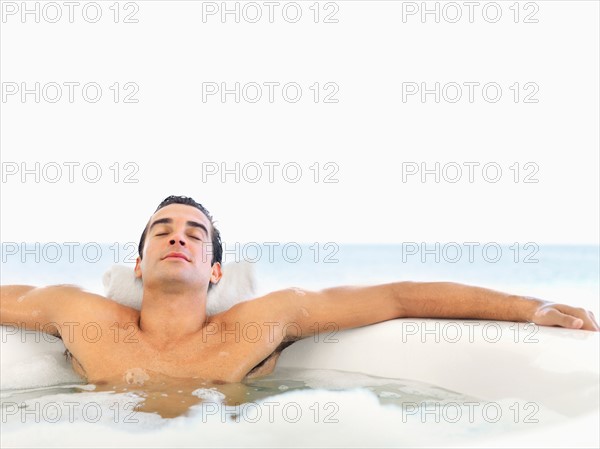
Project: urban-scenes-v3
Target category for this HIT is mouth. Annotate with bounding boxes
[163,252,191,262]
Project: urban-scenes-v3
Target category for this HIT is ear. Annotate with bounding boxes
[210,262,223,285]
[134,256,142,279]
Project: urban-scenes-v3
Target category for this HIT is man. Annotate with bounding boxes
[1,195,598,389]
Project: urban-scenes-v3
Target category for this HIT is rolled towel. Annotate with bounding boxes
[102,261,256,315]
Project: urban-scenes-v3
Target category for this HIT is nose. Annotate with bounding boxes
[169,238,185,246]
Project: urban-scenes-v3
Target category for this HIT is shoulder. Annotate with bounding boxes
[210,287,318,331]
[228,287,310,312]
[34,284,139,322]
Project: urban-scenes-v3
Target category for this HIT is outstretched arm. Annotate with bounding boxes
[394,281,598,330]
[0,284,126,337]
[0,285,60,333]
[264,281,599,340]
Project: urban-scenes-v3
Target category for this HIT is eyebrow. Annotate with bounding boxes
[148,217,209,239]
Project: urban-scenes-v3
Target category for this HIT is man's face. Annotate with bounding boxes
[134,203,220,292]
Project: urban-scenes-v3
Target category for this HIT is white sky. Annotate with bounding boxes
[1,1,598,245]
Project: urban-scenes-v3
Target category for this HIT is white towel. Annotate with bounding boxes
[102,261,256,315]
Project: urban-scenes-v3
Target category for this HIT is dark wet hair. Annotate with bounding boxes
[138,195,223,271]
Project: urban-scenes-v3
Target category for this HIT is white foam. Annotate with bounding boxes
[1,386,579,448]
[0,327,82,390]
[191,388,226,403]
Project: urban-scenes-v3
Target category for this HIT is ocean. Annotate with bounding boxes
[2,242,598,315]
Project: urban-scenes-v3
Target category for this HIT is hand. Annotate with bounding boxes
[529,301,599,331]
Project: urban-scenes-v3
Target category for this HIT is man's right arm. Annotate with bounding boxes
[0,284,118,337]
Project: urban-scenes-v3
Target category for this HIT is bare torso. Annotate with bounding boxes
[55,293,296,387]
[2,283,308,418]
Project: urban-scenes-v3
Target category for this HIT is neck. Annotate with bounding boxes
[138,284,208,348]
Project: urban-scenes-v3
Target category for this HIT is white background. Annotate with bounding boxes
[1,0,598,246]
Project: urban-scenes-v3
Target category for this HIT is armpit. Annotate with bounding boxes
[63,348,87,378]
[244,340,296,379]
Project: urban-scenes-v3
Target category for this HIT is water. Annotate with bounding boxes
[0,367,485,419]
[243,366,485,407]
[0,366,570,447]
[1,243,598,446]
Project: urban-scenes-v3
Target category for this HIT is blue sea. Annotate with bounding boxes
[1,242,598,315]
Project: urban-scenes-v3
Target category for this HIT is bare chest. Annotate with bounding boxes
[64,322,287,384]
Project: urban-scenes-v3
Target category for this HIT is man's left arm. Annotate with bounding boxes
[275,281,599,340]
